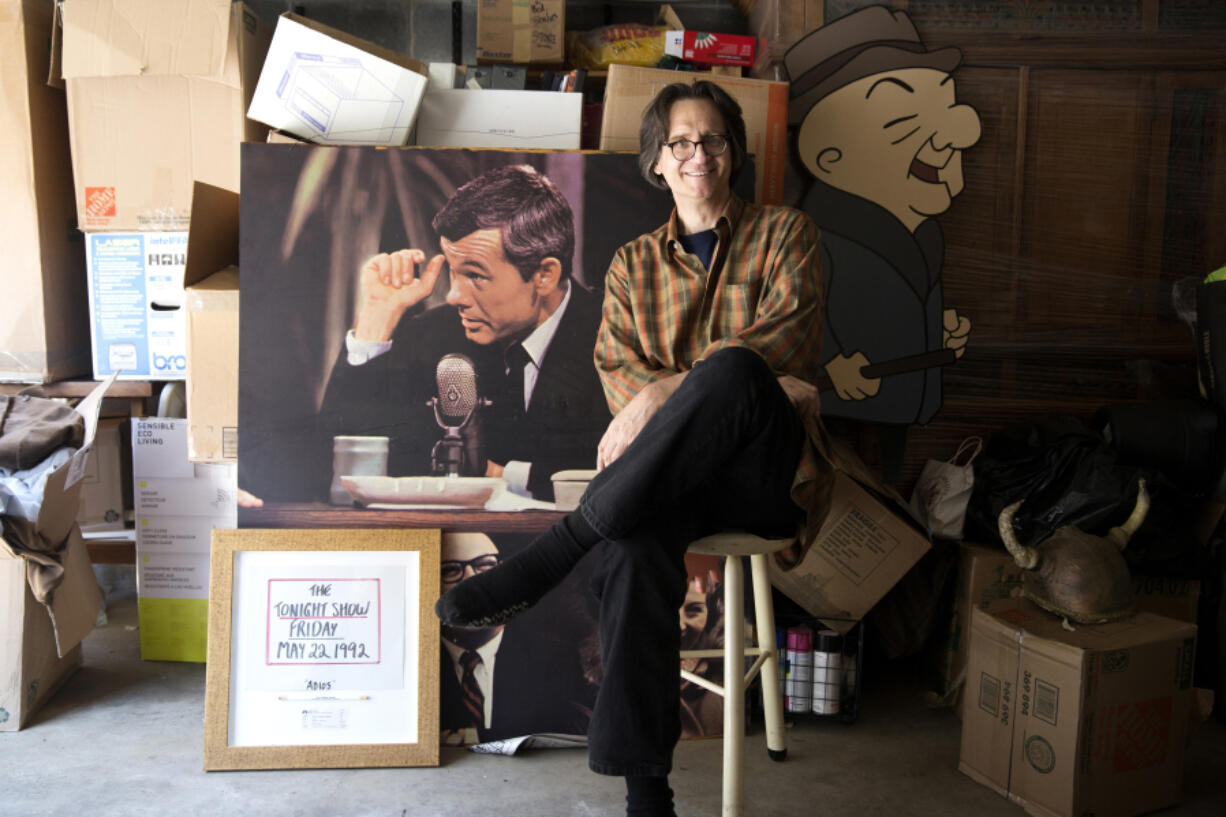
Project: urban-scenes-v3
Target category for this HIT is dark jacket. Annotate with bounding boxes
[803,180,947,426]
[320,283,609,500]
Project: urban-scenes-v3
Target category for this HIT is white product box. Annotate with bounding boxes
[131,418,236,661]
[247,13,429,145]
[86,232,190,380]
[415,89,582,149]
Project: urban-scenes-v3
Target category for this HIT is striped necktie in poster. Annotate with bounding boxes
[459,650,485,729]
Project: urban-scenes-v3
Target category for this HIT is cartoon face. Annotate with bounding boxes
[442,227,555,345]
[652,98,734,208]
[797,67,981,231]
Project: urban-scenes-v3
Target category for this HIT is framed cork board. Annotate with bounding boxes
[204,528,440,770]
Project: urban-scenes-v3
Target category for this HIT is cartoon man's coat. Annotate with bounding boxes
[785,6,981,425]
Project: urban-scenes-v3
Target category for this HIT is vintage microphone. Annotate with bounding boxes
[428,354,490,476]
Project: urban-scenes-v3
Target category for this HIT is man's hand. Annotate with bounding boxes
[777,375,820,421]
[943,309,971,358]
[597,374,686,470]
[825,352,880,401]
[237,488,263,509]
[353,249,444,342]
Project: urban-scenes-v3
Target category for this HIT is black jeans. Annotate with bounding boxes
[578,346,804,776]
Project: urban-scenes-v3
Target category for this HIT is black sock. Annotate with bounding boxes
[434,512,601,627]
[625,775,675,817]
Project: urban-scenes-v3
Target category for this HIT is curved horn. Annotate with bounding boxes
[1108,478,1150,550]
[997,500,1040,570]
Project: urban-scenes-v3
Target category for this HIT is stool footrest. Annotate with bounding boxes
[680,670,726,697]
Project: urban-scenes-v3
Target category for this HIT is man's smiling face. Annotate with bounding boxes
[797,67,981,231]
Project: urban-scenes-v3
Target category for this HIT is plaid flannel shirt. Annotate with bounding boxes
[594,193,826,531]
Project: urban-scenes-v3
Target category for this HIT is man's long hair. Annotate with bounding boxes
[433,164,575,282]
[638,80,748,192]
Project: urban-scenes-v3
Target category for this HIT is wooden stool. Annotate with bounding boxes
[682,532,791,817]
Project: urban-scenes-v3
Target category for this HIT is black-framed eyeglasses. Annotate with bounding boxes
[441,554,500,583]
[663,134,729,161]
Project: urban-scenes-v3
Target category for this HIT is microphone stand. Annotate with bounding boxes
[427,397,490,477]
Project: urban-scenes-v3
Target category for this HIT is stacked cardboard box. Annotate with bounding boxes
[1,0,91,384]
[247,13,429,146]
[1,378,112,730]
[58,0,270,380]
[933,543,1203,712]
[959,598,1198,817]
[599,64,789,206]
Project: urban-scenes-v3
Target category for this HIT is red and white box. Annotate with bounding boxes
[665,30,756,68]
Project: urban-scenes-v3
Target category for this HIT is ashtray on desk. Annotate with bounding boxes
[340,475,507,508]
[551,469,598,511]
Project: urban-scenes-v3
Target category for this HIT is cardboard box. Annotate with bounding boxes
[132,418,236,662]
[748,0,823,63]
[183,182,239,462]
[248,13,428,146]
[769,434,931,634]
[1,0,91,383]
[665,30,756,68]
[1,377,111,730]
[1134,575,1201,624]
[85,231,191,380]
[416,89,582,149]
[959,598,1198,817]
[186,269,238,462]
[932,543,1027,706]
[77,417,125,532]
[476,0,564,65]
[60,0,271,232]
[935,547,1202,709]
[599,64,788,205]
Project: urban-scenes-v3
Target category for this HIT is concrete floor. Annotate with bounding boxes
[2,593,1224,817]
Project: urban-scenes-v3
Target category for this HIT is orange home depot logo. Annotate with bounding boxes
[1111,696,1172,772]
[85,187,117,218]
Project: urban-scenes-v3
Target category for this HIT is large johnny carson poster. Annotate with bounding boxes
[236,145,690,743]
[238,146,677,506]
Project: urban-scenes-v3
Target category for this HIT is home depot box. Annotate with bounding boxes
[769,433,931,634]
[959,598,1198,817]
[0,376,111,730]
[59,0,270,231]
[664,30,756,68]
[1,0,91,383]
[935,546,1204,710]
[85,231,190,380]
[599,64,788,205]
[248,13,428,145]
[476,0,564,65]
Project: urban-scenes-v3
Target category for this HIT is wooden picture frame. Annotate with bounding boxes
[204,528,440,770]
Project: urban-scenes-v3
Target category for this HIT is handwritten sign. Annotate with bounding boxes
[239,561,406,693]
[267,579,382,665]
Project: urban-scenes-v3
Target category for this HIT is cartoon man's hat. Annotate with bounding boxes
[784,6,962,125]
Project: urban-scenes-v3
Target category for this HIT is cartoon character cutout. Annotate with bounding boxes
[784,6,981,428]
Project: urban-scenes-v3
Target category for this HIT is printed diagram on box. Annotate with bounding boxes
[277,52,406,143]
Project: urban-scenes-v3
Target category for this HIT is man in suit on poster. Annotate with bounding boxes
[321,164,609,501]
[440,533,591,742]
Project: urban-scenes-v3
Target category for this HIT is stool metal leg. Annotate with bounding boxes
[751,552,787,760]
[722,554,745,817]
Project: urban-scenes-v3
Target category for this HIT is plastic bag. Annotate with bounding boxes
[567,24,668,70]
[910,436,981,540]
[964,414,1204,578]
